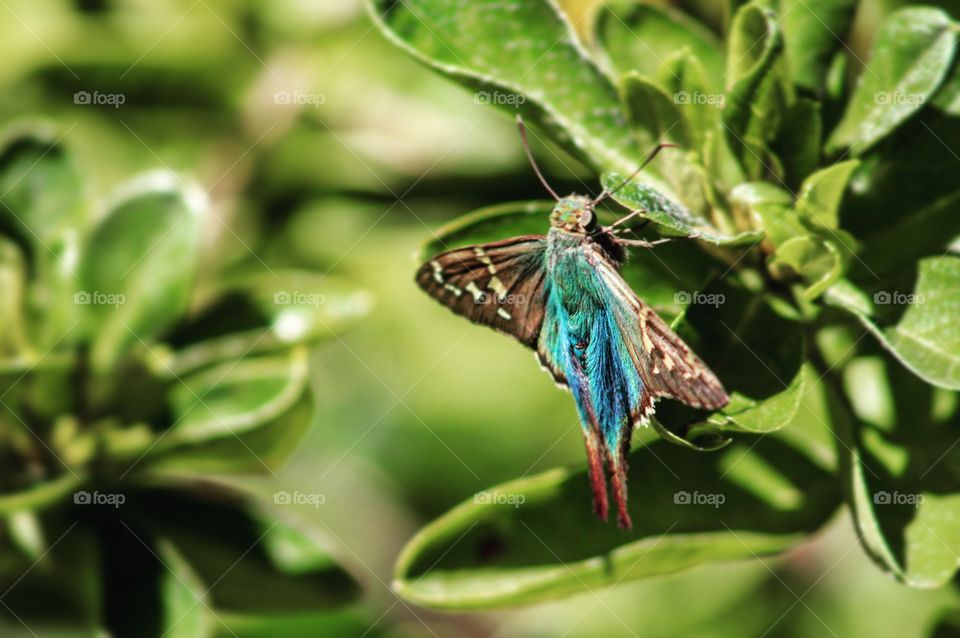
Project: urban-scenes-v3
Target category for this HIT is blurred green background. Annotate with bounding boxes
[1,0,959,636]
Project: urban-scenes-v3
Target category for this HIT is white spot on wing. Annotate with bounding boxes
[488,276,508,301]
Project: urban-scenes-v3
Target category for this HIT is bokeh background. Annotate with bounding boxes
[1,0,958,636]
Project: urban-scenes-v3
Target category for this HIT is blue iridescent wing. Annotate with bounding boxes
[416,236,548,347]
[538,242,728,529]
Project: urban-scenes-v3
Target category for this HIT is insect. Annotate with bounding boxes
[415,117,728,529]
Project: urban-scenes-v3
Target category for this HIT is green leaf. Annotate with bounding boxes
[0,238,28,358]
[80,171,208,373]
[0,473,84,514]
[620,74,710,216]
[769,235,842,300]
[155,539,215,638]
[597,4,724,92]
[0,124,84,247]
[771,98,822,191]
[844,63,960,278]
[780,0,858,93]
[420,200,554,261]
[602,173,762,245]
[655,51,722,149]
[0,126,85,350]
[657,281,806,437]
[165,271,372,377]
[6,511,45,561]
[392,431,838,609]
[165,347,310,446]
[137,488,359,613]
[722,2,785,179]
[826,7,958,156]
[728,181,797,246]
[825,257,960,390]
[621,73,690,148]
[145,348,314,474]
[793,159,859,229]
[829,350,960,587]
[367,0,679,199]
[0,523,101,633]
[214,611,378,638]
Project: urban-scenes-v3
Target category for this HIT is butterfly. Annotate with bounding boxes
[415,117,728,529]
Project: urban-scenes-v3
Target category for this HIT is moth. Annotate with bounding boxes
[415,117,728,529]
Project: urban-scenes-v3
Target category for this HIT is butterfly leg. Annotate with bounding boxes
[606,210,649,231]
[616,232,702,249]
[582,427,609,522]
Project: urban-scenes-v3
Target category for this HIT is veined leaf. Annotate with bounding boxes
[367,0,682,202]
[780,0,858,93]
[722,2,785,179]
[392,430,838,609]
[80,171,207,373]
[770,235,842,300]
[602,173,762,245]
[826,7,958,155]
[597,3,724,93]
[825,257,960,390]
[164,271,372,377]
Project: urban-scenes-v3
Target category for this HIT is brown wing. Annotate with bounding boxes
[591,253,729,413]
[416,236,548,348]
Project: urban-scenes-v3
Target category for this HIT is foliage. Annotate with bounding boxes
[369,0,960,609]
[0,126,369,635]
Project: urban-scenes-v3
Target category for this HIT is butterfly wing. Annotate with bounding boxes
[591,255,729,412]
[538,240,728,529]
[416,236,548,348]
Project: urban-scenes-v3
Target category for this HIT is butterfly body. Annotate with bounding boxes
[417,194,728,529]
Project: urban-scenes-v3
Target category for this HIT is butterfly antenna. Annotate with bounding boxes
[516,115,560,201]
[592,142,681,206]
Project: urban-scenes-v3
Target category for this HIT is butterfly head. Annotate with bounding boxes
[550,195,597,234]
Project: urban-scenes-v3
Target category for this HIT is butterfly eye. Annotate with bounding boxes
[579,208,594,229]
